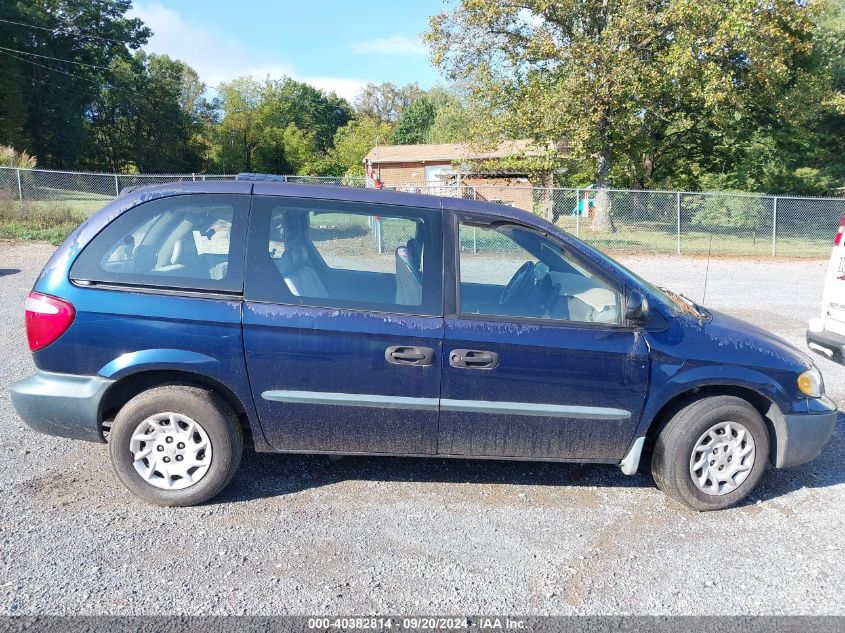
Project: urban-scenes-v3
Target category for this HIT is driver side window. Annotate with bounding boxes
[457,222,621,324]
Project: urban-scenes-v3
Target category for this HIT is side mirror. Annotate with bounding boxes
[625,290,650,324]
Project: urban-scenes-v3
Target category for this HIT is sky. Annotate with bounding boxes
[128,1,445,101]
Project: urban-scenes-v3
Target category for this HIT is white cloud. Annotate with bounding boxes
[304,77,368,101]
[352,35,427,57]
[129,2,367,100]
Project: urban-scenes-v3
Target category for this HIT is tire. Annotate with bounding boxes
[651,395,769,511]
[109,385,243,507]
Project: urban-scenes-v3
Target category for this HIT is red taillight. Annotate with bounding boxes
[835,216,845,246]
[25,292,75,351]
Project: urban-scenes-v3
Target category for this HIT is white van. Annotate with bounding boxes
[808,218,845,364]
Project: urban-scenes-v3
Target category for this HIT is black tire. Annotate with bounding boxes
[109,385,243,507]
[651,395,769,511]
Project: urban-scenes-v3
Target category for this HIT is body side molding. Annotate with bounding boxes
[262,390,631,420]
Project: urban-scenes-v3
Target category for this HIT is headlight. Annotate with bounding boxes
[797,367,824,398]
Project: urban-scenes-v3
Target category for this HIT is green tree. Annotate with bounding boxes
[279,123,319,174]
[391,95,437,144]
[216,76,352,173]
[87,53,215,173]
[215,78,263,172]
[426,86,474,143]
[353,82,423,121]
[0,0,149,168]
[426,0,821,229]
[257,78,352,153]
[320,116,394,177]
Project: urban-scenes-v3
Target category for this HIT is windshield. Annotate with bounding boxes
[561,235,698,315]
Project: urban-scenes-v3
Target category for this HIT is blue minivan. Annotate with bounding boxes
[9,178,837,510]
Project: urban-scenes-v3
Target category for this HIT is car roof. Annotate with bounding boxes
[119,180,544,227]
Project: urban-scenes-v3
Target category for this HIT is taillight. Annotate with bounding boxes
[835,216,845,245]
[25,291,75,351]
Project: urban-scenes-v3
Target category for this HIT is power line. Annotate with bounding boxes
[0,44,115,71]
[0,48,214,111]
[0,43,223,91]
[0,65,108,102]
[0,49,113,89]
[0,16,137,45]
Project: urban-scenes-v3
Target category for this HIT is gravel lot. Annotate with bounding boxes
[0,240,842,615]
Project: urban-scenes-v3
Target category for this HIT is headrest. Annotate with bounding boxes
[283,211,310,242]
[395,245,422,283]
[405,238,422,268]
[278,244,308,276]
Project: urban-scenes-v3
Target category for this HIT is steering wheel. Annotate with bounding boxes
[498,260,535,306]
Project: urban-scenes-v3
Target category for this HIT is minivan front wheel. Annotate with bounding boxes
[651,396,769,511]
[109,385,243,506]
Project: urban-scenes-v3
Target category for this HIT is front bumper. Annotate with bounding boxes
[771,396,838,468]
[806,328,845,366]
[9,370,114,443]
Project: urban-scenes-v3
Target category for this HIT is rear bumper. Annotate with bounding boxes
[806,328,845,365]
[772,396,838,468]
[9,370,114,443]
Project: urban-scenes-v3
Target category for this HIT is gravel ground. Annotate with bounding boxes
[0,240,842,615]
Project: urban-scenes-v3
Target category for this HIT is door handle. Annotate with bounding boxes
[449,349,499,369]
[385,345,434,366]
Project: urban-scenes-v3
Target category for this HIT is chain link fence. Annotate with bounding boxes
[404,184,845,258]
[2,166,844,258]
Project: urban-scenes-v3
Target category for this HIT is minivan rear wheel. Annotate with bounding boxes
[651,395,769,511]
[109,385,243,506]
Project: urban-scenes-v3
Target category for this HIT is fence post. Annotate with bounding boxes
[473,226,478,253]
[575,189,580,238]
[676,192,681,255]
[772,197,778,257]
[16,168,23,209]
[376,217,383,254]
[114,174,120,196]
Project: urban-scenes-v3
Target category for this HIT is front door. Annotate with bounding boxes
[438,216,649,461]
[242,196,443,454]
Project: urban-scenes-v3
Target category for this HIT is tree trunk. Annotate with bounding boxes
[590,144,615,232]
[639,152,654,189]
[541,171,554,222]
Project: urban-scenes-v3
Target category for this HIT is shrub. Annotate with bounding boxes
[0,146,37,169]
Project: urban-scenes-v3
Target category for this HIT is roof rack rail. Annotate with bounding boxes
[235,172,287,182]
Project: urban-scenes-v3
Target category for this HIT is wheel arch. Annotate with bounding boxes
[639,384,778,473]
[100,369,252,438]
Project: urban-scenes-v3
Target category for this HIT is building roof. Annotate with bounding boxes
[364,140,540,164]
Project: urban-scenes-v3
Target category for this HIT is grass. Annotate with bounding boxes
[0,200,88,245]
[554,217,832,259]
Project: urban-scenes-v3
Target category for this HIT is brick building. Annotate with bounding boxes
[363,140,547,212]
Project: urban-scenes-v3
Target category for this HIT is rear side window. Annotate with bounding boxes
[245,196,442,315]
[70,195,249,292]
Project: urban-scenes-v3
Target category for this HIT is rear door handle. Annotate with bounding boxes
[449,349,499,369]
[385,345,434,366]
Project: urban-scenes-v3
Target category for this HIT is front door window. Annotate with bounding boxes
[458,222,621,324]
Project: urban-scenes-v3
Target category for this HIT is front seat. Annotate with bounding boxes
[277,239,329,298]
[395,243,423,306]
